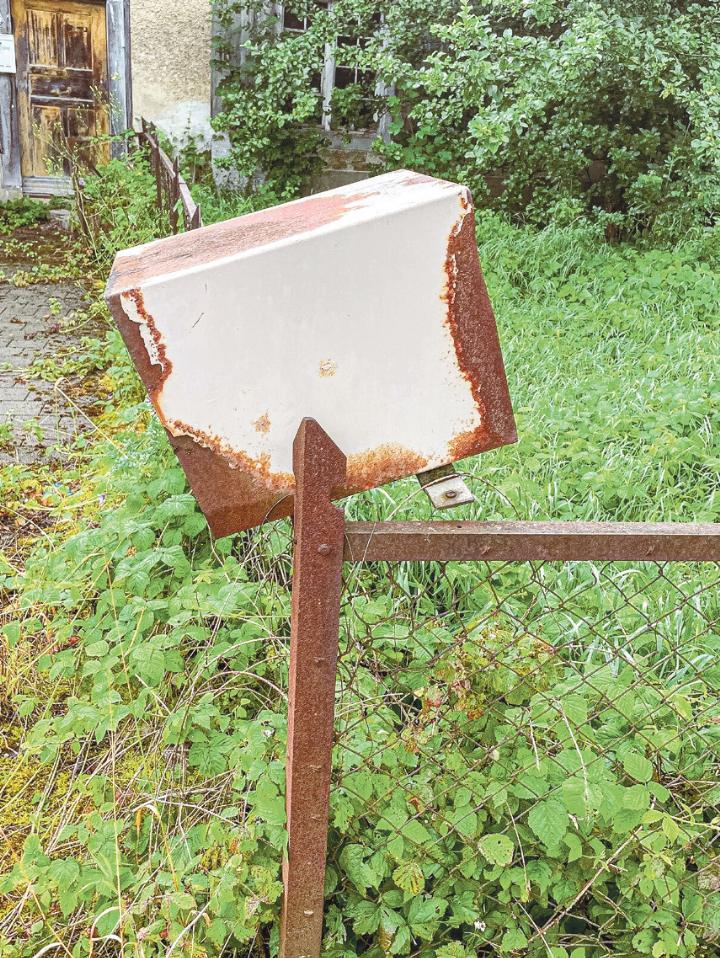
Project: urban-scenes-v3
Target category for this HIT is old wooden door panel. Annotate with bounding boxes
[11,0,109,187]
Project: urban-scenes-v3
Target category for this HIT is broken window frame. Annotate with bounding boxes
[277,1,392,137]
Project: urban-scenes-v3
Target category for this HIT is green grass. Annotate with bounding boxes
[483,217,719,522]
[1,195,719,957]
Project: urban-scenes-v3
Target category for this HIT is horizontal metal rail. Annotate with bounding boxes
[343,520,720,563]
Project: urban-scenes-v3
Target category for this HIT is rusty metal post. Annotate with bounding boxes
[142,119,163,214]
[154,144,163,215]
[170,157,181,234]
[190,205,203,230]
[280,418,346,958]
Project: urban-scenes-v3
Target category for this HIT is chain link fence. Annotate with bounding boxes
[327,558,720,957]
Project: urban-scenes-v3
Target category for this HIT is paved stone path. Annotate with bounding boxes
[0,280,87,465]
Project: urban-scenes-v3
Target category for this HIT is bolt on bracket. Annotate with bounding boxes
[416,463,475,510]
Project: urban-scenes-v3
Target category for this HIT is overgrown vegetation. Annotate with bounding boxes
[74,155,166,271]
[0,153,164,288]
[213,0,720,238]
[0,199,50,236]
[1,149,718,955]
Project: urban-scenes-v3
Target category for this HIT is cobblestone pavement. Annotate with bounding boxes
[0,279,88,465]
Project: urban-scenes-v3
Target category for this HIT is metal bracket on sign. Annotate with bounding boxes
[416,463,475,510]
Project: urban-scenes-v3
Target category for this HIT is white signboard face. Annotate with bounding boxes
[106,170,516,535]
[0,35,16,74]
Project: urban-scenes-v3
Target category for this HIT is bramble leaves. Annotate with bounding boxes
[253,778,286,827]
[392,862,424,895]
[478,833,515,867]
[339,844,378,894]
[407,895,447,934]
[623,752,654,783]
[528,800,570,846]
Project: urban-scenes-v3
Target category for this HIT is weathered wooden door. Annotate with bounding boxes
[10,0,109,193]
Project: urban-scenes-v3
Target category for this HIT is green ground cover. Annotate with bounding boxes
[0,160,719,957]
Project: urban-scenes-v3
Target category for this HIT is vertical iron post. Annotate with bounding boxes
[141,119,159,213]
[280,419,346,958]
[170,157,180,234]
[190,205,203,230]
[154,142,162,215]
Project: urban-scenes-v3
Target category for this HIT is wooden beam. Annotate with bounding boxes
[107,0,131,156]
[0,0,21,195]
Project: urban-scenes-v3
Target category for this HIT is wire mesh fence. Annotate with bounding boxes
[327,557,720,957]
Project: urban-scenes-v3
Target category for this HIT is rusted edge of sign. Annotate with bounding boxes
[343,521,720,562]
[106,187,374,293]
[107,292,298,532]
[441,200,516,461]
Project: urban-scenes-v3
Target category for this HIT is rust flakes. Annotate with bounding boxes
[107,189,380,297]
[397,172,435,188]
[448,423,495,461]
[165,418,294,491]
[167,432,297,538]
[318,359,337,378]
[441,197,515,455]
[346,443,429,494]
[254,412,271,433]
[124,287,173,396]
[399,172,456,191]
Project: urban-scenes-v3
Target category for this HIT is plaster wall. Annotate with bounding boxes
[130,0,212,148]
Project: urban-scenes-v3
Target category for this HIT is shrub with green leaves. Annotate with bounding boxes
[0,198,49,235]
[324,562,720,957]
[74,151,165,271]
[213,0,720,238]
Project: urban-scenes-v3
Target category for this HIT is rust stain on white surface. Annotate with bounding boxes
[318,359,337,378]
[106,169,516,534]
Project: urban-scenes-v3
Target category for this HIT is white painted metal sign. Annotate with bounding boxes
[0,35,16,74]
[106,170,516,534]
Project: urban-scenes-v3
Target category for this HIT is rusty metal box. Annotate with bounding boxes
[106,170,516,535]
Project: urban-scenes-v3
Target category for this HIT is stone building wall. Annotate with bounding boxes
[130,0,213,148]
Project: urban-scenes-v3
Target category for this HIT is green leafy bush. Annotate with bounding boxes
[323,563,720,957]
[74,151,165,271]
[213,0,330,196]
[0,198,49,235]
[213,0,720,238]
